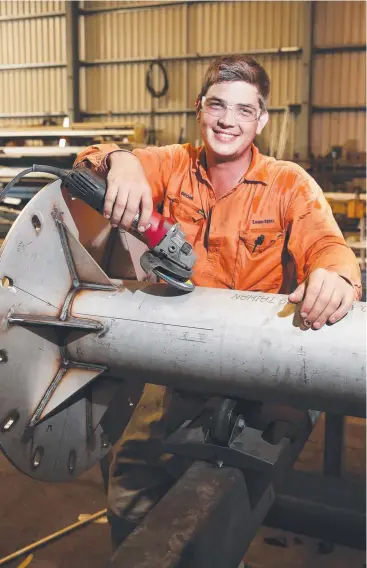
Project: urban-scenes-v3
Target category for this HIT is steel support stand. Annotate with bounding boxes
[106,404,318,568]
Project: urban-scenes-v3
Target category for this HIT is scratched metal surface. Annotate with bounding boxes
[69,284,366,417]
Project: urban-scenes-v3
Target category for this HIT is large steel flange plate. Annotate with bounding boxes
[0,180,125,481]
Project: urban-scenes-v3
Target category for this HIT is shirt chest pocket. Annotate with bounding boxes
[235,228,286,291]
[240,229,285,256]
[165,197,206,244]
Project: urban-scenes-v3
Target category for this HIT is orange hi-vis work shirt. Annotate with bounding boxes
[74,143,362,298]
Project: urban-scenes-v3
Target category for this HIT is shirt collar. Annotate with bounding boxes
[241,144,268,185]
[193,146,206,174]
[193,144,268,185]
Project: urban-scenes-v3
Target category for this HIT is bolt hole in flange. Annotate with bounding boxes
[1,409,19,432]
[31,214,42,233]
[0,349,8,363]
[68,449,77,474]
[1,276,14,289]
[31,446,44,469]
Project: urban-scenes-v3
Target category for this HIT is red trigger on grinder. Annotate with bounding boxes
[130,210,196,292]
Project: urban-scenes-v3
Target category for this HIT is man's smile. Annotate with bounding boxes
[212,129,239,142]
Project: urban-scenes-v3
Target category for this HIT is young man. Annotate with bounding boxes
[73,55,361,547]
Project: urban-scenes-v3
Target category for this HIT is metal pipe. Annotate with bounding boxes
[312,106,366,113]
[79,1,219,16]
[16,555,33,568]
[0,509,107,566]
[80,47,302,67]
[314,44,366,54]
[81,106,299,118]
[0,62,65,71]
[0,128,134,137]
[323,413,344,476]
[66,285,366,418]
[66,1,81,123]
[0,11,65,22]
[0,180,365,485]
[295,1,314,161]
[0,112,66,120]
[265,469,366,550]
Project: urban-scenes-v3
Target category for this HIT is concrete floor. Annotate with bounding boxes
[0,416,365,568]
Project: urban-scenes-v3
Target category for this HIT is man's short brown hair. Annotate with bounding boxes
[198,54,270,111]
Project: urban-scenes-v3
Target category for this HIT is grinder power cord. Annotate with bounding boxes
[1,165,196,292]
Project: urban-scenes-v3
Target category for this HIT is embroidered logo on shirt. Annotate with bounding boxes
[252,219,275,225]
[181,191,194,200]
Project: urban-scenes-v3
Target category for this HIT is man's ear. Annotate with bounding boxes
[256,111,269,135]
[196,109,201,122]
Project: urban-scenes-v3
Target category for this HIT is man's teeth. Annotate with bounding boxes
[215,132,235,140]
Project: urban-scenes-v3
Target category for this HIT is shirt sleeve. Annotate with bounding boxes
[285,173,362,300]
[73,143,178,207]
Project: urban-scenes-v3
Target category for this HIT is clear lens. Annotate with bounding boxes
[202,97,260,122]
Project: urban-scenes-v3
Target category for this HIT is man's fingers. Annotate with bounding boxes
[288,282,305,304]
[299,271,325,318]
[328,288,355,324]
[289,270,355,330]
[103,181,119,219]
[311,290,343,329]
[110,187,129,227]
[120,193,141,230]
[105,185,153,231]
[138,190,153,230]
[304,274,337,325]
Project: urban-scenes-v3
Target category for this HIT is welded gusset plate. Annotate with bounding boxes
[0,180,120,480]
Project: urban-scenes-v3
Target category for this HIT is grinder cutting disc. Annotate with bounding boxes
[154,268,195,292]
[140,250,195,292]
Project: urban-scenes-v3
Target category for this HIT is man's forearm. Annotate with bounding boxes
[73,143,122,174]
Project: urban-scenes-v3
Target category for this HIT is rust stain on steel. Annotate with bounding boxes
[72,288,95,299]
[277,302,309,331]
[277,302,296,318]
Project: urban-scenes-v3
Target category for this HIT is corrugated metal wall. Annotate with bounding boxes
[0,0,66,128]
[79,0,305,156]
[312,1,366,156]
[0,1,365,158]
[78,0,366,156]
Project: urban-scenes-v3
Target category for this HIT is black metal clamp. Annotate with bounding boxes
[163,397,317,475]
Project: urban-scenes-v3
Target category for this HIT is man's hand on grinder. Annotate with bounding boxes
[288,268,355,330]
[103,151,153,232]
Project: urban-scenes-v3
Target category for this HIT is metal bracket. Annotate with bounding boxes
[163,417,289,473]
[109,403,320,568]
[163,399,318,474]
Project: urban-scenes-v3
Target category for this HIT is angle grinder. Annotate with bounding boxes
[0,164,197,292]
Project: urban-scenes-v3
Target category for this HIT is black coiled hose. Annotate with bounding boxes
[146,60,169,99]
